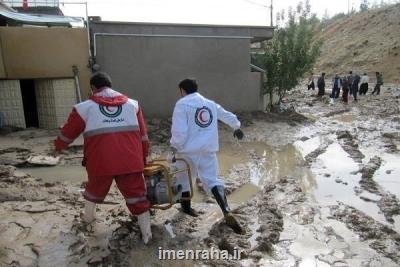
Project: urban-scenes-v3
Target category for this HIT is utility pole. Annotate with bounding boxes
[348,0,350,14]
[270,0,273,26]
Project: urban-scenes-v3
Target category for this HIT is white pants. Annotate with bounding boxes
[175,152,224,193]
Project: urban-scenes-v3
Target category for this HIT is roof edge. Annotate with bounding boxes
[90,20,275,30]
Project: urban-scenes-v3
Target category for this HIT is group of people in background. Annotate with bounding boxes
[307,71,384,104]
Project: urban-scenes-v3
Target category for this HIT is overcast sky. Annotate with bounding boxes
[59,0,390,26]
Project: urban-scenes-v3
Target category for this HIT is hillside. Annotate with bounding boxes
[314,3,400,83]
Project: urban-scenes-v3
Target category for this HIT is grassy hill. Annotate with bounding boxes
[314,3,400,83]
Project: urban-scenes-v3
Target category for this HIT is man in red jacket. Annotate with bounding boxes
[54,72,152,244]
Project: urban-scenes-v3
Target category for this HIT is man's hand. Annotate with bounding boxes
[167,147,177,163]
[233,129,244,140]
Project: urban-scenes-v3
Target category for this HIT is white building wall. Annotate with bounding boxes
[35,78,76,129]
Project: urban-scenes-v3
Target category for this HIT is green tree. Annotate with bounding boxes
[257,0,322,110]
[360,0,370,11]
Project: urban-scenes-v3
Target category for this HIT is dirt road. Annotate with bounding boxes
[0,84,399,267]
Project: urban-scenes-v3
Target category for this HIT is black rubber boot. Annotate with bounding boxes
[211,186,245,234]
[180,191,199,217]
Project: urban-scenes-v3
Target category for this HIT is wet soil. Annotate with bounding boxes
[0,84,400,266]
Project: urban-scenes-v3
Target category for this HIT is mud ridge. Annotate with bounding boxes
[336,130,365,163]
[304,140,333,165]
[359,156,382,194]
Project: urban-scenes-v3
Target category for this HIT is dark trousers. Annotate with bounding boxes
[359,83,368,95]
[351,84,358,101]
[342,88,349,103]
[318,87,325,96]
[372,84,381,95]
[331,87,341,98]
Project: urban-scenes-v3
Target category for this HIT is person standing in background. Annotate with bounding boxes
[342,75,350,104]
[372,72,384,95]
[359,73,369,95]
[317,72,326,96]
[331,74,342,99]
[352,73,360,102]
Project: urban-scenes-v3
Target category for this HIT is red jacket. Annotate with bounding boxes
[54,88,149,177]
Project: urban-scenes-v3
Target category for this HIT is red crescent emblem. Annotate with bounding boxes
[199,110,208,123]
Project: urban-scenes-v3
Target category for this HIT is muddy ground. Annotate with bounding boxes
[0,84,399,267]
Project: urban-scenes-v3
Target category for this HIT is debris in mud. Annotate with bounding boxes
[324,108,350,118]
[147,118,172,144]
[331,204,400,264]
[0,147,31,155]
[0,157,26,167]
[382,132,400,152]
[299,136,309,142]
[336,130,365,163]
[334,178,348,185]
[0,147,32,167]
[0,164,15,178]
[237,110,312,127]
[26,155,60,166]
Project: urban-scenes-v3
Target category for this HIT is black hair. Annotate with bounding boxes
[178,78,198,94]
[322,72,325,76]
[90,72,112,89]
[349,71,353,74]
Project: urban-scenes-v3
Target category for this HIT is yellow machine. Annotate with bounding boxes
[143,158,194,210]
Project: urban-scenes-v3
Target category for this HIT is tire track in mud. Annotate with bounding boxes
[331,204,400,264]
[294,122,400,264]
[333,130,400,225]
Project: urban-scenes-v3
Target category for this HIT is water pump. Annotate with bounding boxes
[144,158,193,210]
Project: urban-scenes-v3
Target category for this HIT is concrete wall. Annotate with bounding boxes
[0,27,91,97]
[91,22,272,116]
[249,72,265,110]
[0,80,25,128]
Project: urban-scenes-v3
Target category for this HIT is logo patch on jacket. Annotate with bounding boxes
[195,106,213,128]
[99,105,122,118]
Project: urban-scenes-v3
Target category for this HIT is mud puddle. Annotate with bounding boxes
[19,166,86,183]
[217,142,311,205]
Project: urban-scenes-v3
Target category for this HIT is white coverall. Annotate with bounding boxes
[170,92,241,193]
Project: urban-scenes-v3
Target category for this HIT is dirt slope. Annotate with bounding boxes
[314,3,400,83]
